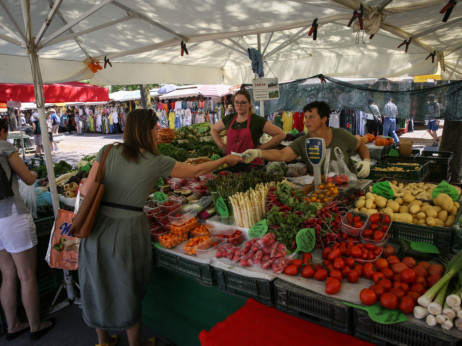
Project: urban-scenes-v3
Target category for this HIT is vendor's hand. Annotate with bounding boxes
[225,154,243,166]
[241,149,261,164]
[356,159,371,178]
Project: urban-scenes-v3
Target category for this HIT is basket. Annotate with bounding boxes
[274,279,353,334]
[353,308,462,346]
[381,156,430,180]
[214,268,275,306]
[420,150,453,181]
[369,162,429,182]
[154,247,214,286]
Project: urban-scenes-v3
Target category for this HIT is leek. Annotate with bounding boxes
[443,301,456,320]
[428,280,449,315]
[413,306,429,319]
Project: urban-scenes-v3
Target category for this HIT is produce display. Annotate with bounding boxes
[175,123,211,142]
[157,128,176,143]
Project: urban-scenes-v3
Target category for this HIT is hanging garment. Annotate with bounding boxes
[292,112,304,132]
[328,111,341,128]
[168,111,176,129]
[184,109,192,126]
[282,111,293,132]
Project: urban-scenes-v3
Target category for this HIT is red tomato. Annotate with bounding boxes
[401,257,416,269]
[428,263,445,277]
[373,230,385,241]
[354,264,363,276]
[333,258,345,270]
[400,282,410,293]
[350,245,362,258]
[291,259,303,267]
[400,268,417,284]
[369,284,386,298]
[382,244,395,257]
[383,214,391,224]
[413,265,428,278]
[347,269,359,283]
[314,268,328,281]
[377,278,393,291]
[417,261,431,270]
[410,283,425,294]
[380,267,394,280]
[389,287,405,299]
[327,247,341,261]
[302,252,312,264]
[322,247,331,260]
[362,229,373,238]
[387,255,400,265]
[391,262,408,274]
[360,288,377,306]
[380,292,399,310]
[345,257,356,268]
[369,213,380,224]
[341,266,351,277]
[329,269,343,281]
[283,264,299,276]
[301,265,314,278]
[427,274,442,287]
[363,262,376,279]
[406,291,421,302]
[325,278,342,294]
[399,296,415,315]
[374,258,389,271]
[372,272,385,284]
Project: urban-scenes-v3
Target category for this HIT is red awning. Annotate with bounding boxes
[0,81,109,103]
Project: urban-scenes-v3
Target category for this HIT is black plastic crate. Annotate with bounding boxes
[214,268,274,306]
[274,279,352,334]
[420,150,453,181]
[370,162,430,182]
[354,308,462,346]
[381,156,430,180]
[154,248,214,286]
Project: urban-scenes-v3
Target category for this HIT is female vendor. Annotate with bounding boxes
[211,89,285,165]
[242,101,371,178]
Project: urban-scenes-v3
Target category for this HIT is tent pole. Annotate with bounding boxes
[17,107,26,161]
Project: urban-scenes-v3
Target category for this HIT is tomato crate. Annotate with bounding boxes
[213,268,275,306]
[353,308,462,346]
[420,150,453,181]
[369,162,430,182]
[153,247,214,286]
[274,279,353,334]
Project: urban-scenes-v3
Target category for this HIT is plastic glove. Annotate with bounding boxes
[241,149,261,164]
[356,159,371,178]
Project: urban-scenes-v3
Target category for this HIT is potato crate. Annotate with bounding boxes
[420,150,453,181]
[274,279,353,334]
[381,156,430,180]
[154,247,214,286]
[213,268,274,306]
[369,162,430,182]
[353,308,462,346]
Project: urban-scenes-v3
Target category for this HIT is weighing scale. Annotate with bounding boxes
[305,137,326,187]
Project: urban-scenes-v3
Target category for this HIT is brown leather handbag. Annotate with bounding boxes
[69,144,113,238]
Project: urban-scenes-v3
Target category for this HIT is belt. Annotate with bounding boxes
[101,200,143,212]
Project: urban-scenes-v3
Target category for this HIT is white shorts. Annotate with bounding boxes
[0,210,37,253]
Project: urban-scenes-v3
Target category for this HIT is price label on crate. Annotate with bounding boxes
[156,177,164,187]
[372,181,394,199]
[294,228,316,253]
[431,180,459,201]
[216,197,229,217]
[249,219,268,239]
[388,148,399,157]
[410,241,440,254]
[152,191,168,203]
[344,303,407,324]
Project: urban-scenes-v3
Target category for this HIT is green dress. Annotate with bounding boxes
[78,144,176,330]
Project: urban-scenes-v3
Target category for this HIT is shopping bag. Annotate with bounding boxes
[323,147,357,184]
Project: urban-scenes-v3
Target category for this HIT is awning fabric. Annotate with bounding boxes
[0,81,109,103]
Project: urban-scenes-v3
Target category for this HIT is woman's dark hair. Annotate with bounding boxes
[233,88,253,113]
[0,118,9,134]
[303,101,330,119]
[121,109,159,163]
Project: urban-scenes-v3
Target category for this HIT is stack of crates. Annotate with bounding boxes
[419,150,453,182]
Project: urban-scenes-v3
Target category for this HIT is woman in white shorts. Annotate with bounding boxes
[0,119,55,341]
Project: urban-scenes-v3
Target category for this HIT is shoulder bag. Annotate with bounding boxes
[69,144,113,238]
[0,162,14,200]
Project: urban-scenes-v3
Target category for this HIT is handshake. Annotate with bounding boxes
[241,149,261,164]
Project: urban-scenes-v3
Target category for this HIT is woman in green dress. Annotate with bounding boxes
[78,109,242,346]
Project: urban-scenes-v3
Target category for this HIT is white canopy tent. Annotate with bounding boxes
[1,0,462,217]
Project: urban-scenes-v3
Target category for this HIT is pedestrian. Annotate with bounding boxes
[382,97,400,144]
[0,119,56,342]
[78,109,242,346]
[75,110,82,135]
[31,115,42,157]
[48,109,59,151]
[364,99,381,136]
[426,94,440,146]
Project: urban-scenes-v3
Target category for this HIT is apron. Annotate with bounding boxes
[226,114,264,165]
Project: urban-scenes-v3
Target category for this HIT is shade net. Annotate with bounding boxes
[249,75,462,122]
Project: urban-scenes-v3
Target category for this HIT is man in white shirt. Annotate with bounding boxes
[382,98,399,144]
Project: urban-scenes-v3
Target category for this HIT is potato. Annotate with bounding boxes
[382,207,394,215]
[416,212,427,220]
[434,218,445,227]
[395,197,404,206]
[360,207,369,213]
[353,208,359,212]
[446,215,455,227]
[365,199,373,209]
[409,200,423,207]
[455,202,460,209]
[403,192,415,204]
[355,199,366,208]
[417,219,427,225]
[449,206,458,216]
[426,216,436,227]
[437,210,448,222]
[387,200,400,213]
[409,204,420,214]
[425,207,438,218]
[433,206,442,213]
[365,192,375,201]
[434,193,454,212]
[399,205,409,214]
[364,209,378,215]
[394,213,413,224]
[375,196,387,208]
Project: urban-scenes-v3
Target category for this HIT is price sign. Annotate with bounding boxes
[157,177,164,187]
[410,241,440,254]
[216,197,229,217]
[432,181,459,201]
[344,303,407,324]
[294,228,316,253]
[389,148,400,157]
[249,219,268,238]
[153,191,168,203]
[372,181,395,199]
[211,154,221,161]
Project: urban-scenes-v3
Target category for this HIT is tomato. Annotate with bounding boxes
[399,296,415,315]
[400,268,417,284]
[369,213,380,224]
[362,229,373,238]
[383,214,391,224]
[350,245,362,258]
[428,263,445,277]
[302,252,312,264]
[345,257,356,268]
[322,247,331,260]
[347,269,359,283]
[291,259,303,267]
[406,291,421,302]
[314,268,328,281]
[413,265,428,278]
[389,287,405,299]
[360,288,377,306]
[391,262,408,274]
[329,269,343,281]
[377,278,393,291]
[373,231,385,241]
[346,212,353,223]
[301,265,315,278]
[363,262,376,279]
[417,261,431,270]
[341,266,351,277]
[380,292,399,310]
[410,283,425,294]
[283,264,299,276]
[374,258,389,271]
[401,257,416,269]
[372,272,385,284]
[380,267,394,280]
[354,264,363,276]
[325,278,342,295]
[427,274,442,287]
[333,258,345,270]
[400,282,410,293]
[327,247,341,261]
[387,255,400,265]
[382,244,395,257]
[369,284,385,298]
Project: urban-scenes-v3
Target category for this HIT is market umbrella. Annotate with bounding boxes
[157,84,177,95]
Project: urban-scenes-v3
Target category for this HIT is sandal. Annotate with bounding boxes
[29,317,56,341]
[96,334,119,346]
[6,324,30,340]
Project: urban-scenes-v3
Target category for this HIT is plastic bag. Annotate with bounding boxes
[323,147,357,184]
[266,162,287,177]
[286,163,307,177]
[18,180,37,219]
